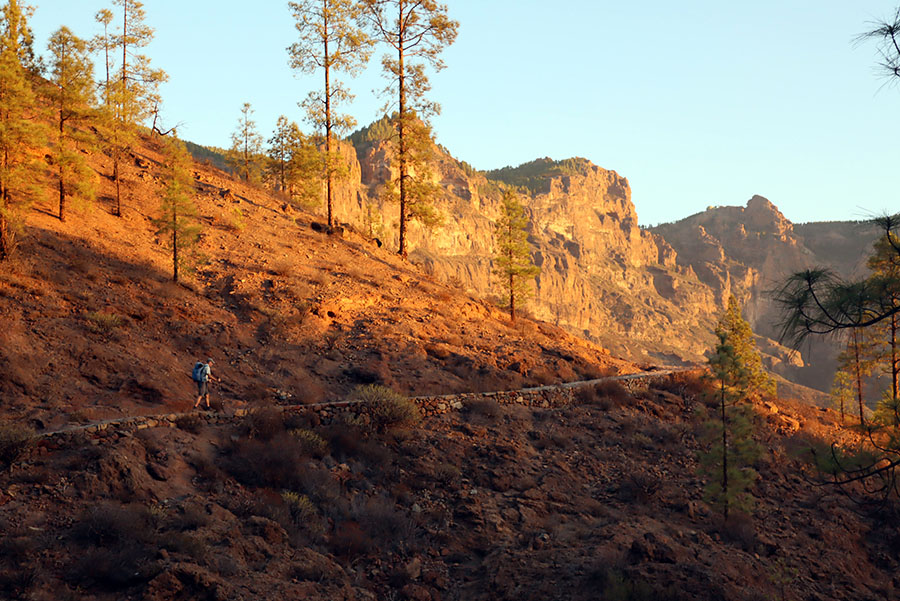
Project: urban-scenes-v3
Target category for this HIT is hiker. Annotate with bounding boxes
[192,358,219,409]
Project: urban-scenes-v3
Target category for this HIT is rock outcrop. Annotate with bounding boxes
[332,127,720,364]
[652,197,880,391]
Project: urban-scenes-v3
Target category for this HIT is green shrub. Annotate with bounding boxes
[282,491,317,523]
[349,385,421,432]
[0,423,34,466]
[289,428,328,457]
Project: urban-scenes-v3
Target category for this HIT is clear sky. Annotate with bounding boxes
[29,1,900,225]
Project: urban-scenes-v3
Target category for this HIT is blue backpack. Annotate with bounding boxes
[192,362,205,382]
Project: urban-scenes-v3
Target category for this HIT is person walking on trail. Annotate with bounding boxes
[192,358,219,410]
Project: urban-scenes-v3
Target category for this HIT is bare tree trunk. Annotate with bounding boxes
[853,329,865,428]
[324,1,334,229]
[396,1,407,258]
[721,380,729,521]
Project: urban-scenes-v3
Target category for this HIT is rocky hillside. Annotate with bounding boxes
[0,133,640,432]
[0,372,893,600]
[652,197,880,392]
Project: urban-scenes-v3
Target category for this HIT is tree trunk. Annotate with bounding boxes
[396,1,407,258]
[509,270,515,322]
[324,1,334,229]
[172,208,178,282]
[721,380,729,521]
[853,330,865,428]
[58,107,65,221]
[113,154,121,216]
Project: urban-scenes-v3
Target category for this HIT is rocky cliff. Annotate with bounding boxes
[329,123,720,365]
[652,198,880,390]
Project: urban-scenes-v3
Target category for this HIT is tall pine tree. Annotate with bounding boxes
[99,0,166,216]
[363,0,457,257]
[289,0,372,229]
[227,102,264,183]
[699,331,762,521]
[153,134,201,283]
[0,0,45,260]
[47,26,96,222]
[716,296,776,399]
[493,189,539,322]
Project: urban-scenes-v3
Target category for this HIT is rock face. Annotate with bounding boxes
[652,197,880,390]
[329,123,878,390]
[333,128,719,364]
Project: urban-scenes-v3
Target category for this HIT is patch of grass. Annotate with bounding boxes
[84,311,123,337]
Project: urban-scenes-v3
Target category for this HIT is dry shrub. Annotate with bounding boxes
[657,369,711,399]
[84,311,124,337]
[616,472,661,504]
[528,366,557,386]
[349,385,421,432]
[245,405,286,441]
[271,258,295,277]
[576,380,631,409]
[174,413,203,434]
[330,520,372,558]
[68,503,160,590]
[349,494,416,553]
[579,364,617,381]
[466,398,503,420]
[222,433,307,490]
[0,422,34,466]
[721,511,757,552]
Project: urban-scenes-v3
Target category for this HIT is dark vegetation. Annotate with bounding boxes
[486,157,597,194]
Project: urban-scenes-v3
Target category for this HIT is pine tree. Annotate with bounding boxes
[867,232,900,406]
[830,369,853,425]
[47,26,96,222]
[99,0,167,217]
[0,0,45,260]
[698,331,761,521]
[716,296,776,399]
[493,189,540,322]
[267,115,320,206]
[363,0,458,257]
[836,327,878,428]
[227,103,264,183]
[289,0,372,229]
[268,115,293,194]
[153,135,201,283]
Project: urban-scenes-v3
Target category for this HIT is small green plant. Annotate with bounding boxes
[85,311,123,336]
[0,423,34,466]
[226,205,245,231]
[281,491,317,524]
[349,384,421,432]
[289,428,328,457]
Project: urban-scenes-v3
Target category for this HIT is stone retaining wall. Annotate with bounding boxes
[39,369,694,444]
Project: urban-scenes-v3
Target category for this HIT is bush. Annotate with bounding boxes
[245,406,286,441]
[222,433,306,490]
[0,423,34,466]
[84,311,123,336]
[349,385,421,432]
[289,428,328,458]
[576,380,631,409]
[174,413,203,434]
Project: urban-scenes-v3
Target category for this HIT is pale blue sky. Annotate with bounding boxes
[29,1,900,225]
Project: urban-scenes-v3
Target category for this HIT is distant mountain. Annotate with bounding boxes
[652,196,880,392]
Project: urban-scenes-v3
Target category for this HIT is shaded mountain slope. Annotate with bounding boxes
[0,373,893,600]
